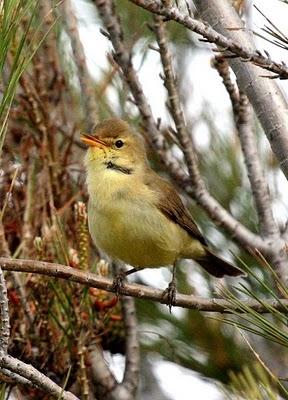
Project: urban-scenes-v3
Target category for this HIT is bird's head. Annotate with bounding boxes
[81,118,147,176]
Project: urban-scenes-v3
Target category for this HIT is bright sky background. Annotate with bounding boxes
[72,1,288,399]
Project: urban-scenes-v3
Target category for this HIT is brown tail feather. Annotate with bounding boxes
[197,248,243,277]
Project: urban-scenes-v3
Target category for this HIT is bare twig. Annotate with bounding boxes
[1,257,288,313]
[62,0,98,131]
[0,367,37,387]
[0,354,79,400]
[152,15,200,184]
[121,296,140,395]
[213,58,277,238]
[128,0,288,79]
[0,267,9,353]
[90,345,118,398]
[22,157,36,256]
[0,221,10,258]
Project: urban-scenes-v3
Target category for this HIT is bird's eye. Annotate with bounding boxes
[115,139,124,148]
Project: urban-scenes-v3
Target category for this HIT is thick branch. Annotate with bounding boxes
[1,257,288,313]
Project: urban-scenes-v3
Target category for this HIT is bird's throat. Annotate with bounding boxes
[104,161,133,175]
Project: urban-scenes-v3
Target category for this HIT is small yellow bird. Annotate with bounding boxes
[81,118,242,304]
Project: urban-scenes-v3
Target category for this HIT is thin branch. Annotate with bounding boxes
[1,257,288,313]
[237,92,279,238]
[0,354,79,400]
[0,267,9,353]
[94,0,267,254]
[152,15,200,185]
[62,0,98,131]
[121,296,140,395]
[213,57,278,238]
[90,345,118,398]
[128,0,288,79]
[0,367,38,388]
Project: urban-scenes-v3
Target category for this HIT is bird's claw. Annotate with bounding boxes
[162,281,177,313]
[112,270,126,297]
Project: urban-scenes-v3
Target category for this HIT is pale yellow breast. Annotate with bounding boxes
[86,162,204,267]
[87,170,181,266]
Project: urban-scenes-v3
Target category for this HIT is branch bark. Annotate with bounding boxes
[62,0,98,131]
[1,257,288,313]
[0,354,79,400]
[121,296,140,395]
[213,58,275,237]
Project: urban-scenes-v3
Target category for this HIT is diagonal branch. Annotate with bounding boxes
[62,0,98,131]
[213,57,277,238]
[152,15,200,184]
[0,354,79,400]
[129,0,288,79]
[1,257,288,313]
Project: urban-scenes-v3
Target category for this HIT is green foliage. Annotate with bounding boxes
[220,261,288,348]
[0,0,58,154]
[223,362,283,400]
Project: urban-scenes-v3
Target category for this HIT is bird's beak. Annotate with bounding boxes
[80,133,107,148]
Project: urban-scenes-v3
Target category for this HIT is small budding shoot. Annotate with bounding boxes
[74,201,89,270]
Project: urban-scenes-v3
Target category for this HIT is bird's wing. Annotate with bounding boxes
[145,170,207,246]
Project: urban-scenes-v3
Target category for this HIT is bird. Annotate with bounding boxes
[81,118,243,307]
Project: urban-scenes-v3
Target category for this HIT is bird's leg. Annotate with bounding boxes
[112,267,137,296]
[162,261,178,312]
